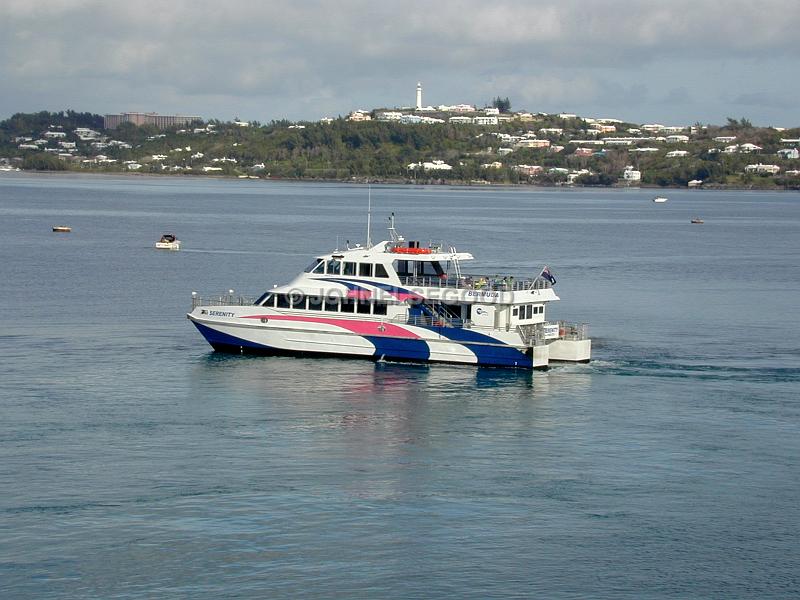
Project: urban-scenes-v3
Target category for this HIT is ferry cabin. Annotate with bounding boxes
[252,240,554,334]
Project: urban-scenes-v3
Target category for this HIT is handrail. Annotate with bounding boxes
[396,274,552,292]
[191,294,256,309]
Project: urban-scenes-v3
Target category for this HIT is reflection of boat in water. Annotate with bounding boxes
[188,214,591,369]
[653,196,668,203]
[52,225,72,232]
[155,233,181,250]
[691,217,704,224]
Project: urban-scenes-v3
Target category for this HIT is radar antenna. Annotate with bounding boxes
[388,212,404,243]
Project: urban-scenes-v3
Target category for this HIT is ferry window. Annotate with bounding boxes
[512,307,518,317]
[326,259,341,275]
[373,302,387,316]
[290,293,305,309]
[393,260,410,276]
[276,294,290,309]
[374,264,389,278]
[341,298,355,313]
[343,262,356,276]
[308,296,323,310]
[526,305,533,319]
[255,292,273,306]
[304,258,323,273]
[421,261,445,276]
[324,297,339,311]
[356,300,371,314]
[359,263,373,277]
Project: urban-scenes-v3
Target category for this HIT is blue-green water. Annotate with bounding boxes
[1,173,799,598]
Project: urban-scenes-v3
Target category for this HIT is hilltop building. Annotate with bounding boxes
[104,112,202,130]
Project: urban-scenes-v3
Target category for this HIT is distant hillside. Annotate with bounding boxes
[0,110,798,189]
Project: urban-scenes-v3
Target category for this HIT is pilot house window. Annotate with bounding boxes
[326,259,341,275]
[304,259,323,273]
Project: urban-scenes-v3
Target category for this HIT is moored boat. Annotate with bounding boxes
[155,233,181,250]
[187,215,590,369]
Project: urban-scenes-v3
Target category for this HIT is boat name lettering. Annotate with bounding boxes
[208,310,235,317]
[467,291,499,298]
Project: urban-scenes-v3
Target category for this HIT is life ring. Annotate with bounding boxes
[391,247,433,255]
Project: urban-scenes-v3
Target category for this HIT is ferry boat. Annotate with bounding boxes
[187,216,591,369]
[155,233,181,250]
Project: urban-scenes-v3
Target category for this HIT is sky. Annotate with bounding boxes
[2,0,799,127]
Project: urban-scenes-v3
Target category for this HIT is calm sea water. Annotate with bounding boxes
[1,173,799,598]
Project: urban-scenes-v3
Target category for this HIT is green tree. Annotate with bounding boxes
[492,97,512,113]
[22,153,67,171]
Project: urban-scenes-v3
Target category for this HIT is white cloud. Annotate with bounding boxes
[1,0,799,124]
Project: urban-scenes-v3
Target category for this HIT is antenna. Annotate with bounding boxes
[388,211,404,243]
[366,183,372,248]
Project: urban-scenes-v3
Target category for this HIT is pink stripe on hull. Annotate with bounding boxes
[241,314,421,339]
[390,292,422,301]
[346,290,373,299]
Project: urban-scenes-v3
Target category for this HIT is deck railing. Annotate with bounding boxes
[558,321,589,341]
[191,293,256,310]
[518,321,589,346]
[396,274,551,292]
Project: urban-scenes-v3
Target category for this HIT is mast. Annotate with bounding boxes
[366,183,372,248]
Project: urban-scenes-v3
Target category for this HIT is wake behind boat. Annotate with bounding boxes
[187,215,590,369]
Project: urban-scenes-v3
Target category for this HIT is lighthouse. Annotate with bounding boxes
[416,82,422,110]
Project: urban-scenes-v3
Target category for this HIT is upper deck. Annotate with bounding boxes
[396,273,552,292]
[297,232,554,294]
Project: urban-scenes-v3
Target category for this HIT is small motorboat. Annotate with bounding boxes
[691,218,704,224]
[52,226,72,232]
[652,196,668,203]
[155,233,181,250]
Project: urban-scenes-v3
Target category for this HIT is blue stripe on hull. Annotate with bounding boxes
[193,321,277,351]
[364,336,431,363]
[422,325,533,368]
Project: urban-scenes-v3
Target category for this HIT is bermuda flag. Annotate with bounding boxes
[540,266,556,285]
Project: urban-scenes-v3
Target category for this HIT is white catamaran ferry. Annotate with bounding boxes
[188,215,590,369]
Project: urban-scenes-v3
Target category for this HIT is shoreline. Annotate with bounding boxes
[4,169,799,192]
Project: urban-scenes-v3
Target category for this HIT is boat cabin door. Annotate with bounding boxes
[471,304,496,328]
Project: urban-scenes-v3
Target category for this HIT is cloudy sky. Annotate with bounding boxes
[2,0,799,126]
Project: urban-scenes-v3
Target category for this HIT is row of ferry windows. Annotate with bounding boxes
[305,259,390,278]
[513,304,544,320]
[259,293,388,315]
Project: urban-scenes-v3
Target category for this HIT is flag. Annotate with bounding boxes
[540,266,556,285]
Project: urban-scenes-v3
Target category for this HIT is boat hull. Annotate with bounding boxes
[155,241,181,250]
[188,312,543,369]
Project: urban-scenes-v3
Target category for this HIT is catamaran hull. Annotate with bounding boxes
[189,315,545,369]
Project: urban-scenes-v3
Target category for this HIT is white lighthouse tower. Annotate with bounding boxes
[415,82,422,110]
